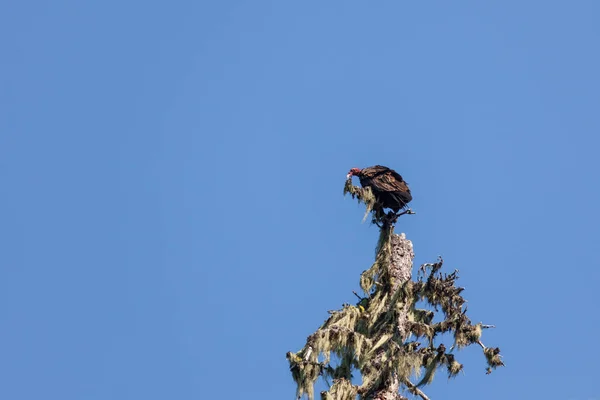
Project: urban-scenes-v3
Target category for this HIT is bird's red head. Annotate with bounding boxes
[346,168,361,179]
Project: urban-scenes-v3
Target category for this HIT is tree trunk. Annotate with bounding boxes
[368,230,414,400]
[370,375,407,400]
[389,232,414,340]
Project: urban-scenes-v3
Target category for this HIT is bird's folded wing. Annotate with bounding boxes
[377,172,410,193]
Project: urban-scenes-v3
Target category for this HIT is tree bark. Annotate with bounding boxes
[371,376,406,400]
[369,231,414,400]
[389,231,414,341]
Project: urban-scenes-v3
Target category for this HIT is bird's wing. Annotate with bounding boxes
[360,165,389,179]
[368,165,389,174]
[375,170,411,193]
[388,169,405,183]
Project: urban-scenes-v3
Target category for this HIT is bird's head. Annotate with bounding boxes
[346,168,361,180]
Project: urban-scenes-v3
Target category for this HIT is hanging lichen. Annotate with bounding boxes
[343,179,376,222]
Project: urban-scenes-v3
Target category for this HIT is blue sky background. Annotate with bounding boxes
[2,1,600,399]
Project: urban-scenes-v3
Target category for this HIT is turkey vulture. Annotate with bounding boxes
[346,165,412,214]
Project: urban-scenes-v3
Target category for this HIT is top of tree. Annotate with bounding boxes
[286,178,503,400]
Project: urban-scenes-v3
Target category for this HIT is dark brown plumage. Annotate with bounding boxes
[347,165,412,213]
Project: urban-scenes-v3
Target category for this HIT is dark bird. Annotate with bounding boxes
[346,165,412,217]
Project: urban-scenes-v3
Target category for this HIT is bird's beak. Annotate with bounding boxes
[346,173,352,180]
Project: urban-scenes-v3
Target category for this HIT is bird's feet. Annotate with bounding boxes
[373,220,383,228]
[383,209,416,226]
[374,209,415,228]
[381,211,398,226]
[396,208,415,218]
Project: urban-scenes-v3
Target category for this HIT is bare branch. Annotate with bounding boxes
[403,379,431,400]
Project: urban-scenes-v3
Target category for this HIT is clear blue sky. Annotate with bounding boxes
[2,1,599,399]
